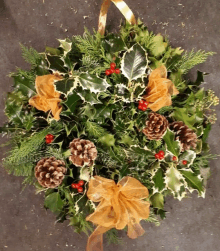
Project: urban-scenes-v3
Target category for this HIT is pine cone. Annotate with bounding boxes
[35,157,66,188]
[143,112,168,140]
[169,121,197,151]
[69,139,97,167]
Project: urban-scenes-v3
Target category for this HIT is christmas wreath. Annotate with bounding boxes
[1,0,219,250]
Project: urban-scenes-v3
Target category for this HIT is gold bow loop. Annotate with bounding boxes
[144,65,179,111]
[98,0,137,35]
[86,176,150,251]
[29,74,62,120]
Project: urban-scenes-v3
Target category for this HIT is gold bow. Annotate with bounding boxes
[86,176,150,251]
[29,74,62,120]
[98,0,137,35]
[144,66,179,111]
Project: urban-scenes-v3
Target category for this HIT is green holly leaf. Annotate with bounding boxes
[12,75,36,98]
[172,108,196,130]
[179,170,205,197]
[55,79,77,95]
[44,192,64,214]
[152,168,166,193]
[121,43,148,81]
[202,123,212,142]
[78,73,110,93]
[99,134,115,147]
[64,91,81,113]
[58,39,72,56]
[103,36,127,53]
[150,193,164,209]
[163,129,181,157]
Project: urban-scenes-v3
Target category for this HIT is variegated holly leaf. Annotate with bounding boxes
[77,89,102,105]
[80,166,92,182]
[165,164,184,195]
[163,129,181,157]
[58,39,72,56]
[179,150,196,167]
[55,78,79,96]
[179,169,205,197]
[121,44,148,81]
[78,73,110,93]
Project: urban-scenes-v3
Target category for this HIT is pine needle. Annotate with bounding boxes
[20,44,42,67]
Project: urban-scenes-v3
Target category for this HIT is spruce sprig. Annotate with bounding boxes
[20,44,42,67]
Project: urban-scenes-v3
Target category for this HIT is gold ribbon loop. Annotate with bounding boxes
[86,176,150,251]
[98,0,137,35]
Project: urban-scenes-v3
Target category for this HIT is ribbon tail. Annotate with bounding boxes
[127,221,145,239]
[86,225,112,251]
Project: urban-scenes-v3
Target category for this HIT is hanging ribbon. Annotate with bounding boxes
[98,0,137,35]
[86,176,150,251]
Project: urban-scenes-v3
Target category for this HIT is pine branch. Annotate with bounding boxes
[106,228,123,246]
[144,210,161,226]
[85,121,107,139]
[171,49,215,74]
[20,44,42,67]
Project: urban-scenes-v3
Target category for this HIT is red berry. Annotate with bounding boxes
[110,68,115,74]
[138,100,148,111]
[71,183,77,189]
[45,139,52,144]
[110,62,116,69]
[155,153,160,159]
[182,160,187,165]
[158,150,165,156]
[105,69,111,76]
[158,155,164,160]
[46,134,53,139]
[75,184,80,189]
[78,180,84,186]
[172,156,177,161]
[115,68,121,74]
[77,187,83,193]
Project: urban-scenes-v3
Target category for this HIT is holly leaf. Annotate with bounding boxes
[103,36,127,53]
[58,39,72,56]
[148,35,167,57]
[179,169,205,197]
[46,55,68,73]
[163,129,181,157]
[165,164,184,194]
[78,73,110,93]
[121,43,148,81]
[44,192,64,214]
[99,134,115,147]
[55,79,76,95]
[12,75,36,98]
[172,108,196,130]
[152,168,166,193]
[178,150,196,167]
[202,123,212,142]
[77,89,102,105]
[150,193,164,209]
[64,91,81,113]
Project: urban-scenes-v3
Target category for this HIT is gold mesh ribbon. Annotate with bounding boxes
[29,74,62,120]
[98,0,137,35]
[86,176,150,251]
[144,65,179,111]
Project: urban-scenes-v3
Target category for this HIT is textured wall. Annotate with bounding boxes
[0,1,219,250]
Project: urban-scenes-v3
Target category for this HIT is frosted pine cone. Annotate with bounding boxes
[35,157,66,188]
[143,112,168,140]
[169,121,197,151]
[69,139,97,167]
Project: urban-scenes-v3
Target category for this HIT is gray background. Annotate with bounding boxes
[0,0,220,250]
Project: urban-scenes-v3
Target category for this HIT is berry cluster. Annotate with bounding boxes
[71,180,84,193]
[138,100,149,111]
[154,150,165,160]
[105,62,121,76]
[172,156,187,165]
[45,134,54,144]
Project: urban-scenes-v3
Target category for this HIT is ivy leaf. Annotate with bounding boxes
[172,108,196,130]
[148,35,167,57]
[44,192,64,214]
[12,75,36,98]
[150,193,164,209]
[179,170,205,197]
[78,73,110,93]
[152,168,166,193]
[178,150,196,167]
[121,43,148,81]
[163,129,181,157]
